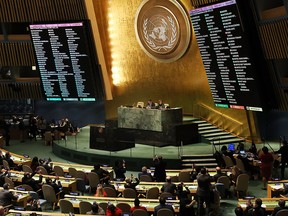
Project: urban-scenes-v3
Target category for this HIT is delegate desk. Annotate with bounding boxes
[9,210,88,216]
[0,188,31,207]
[238,197,288,212]
[118,107,182,132]
[64,194,180,213]
[267,180,288,198]
[8,170,77,192]
[111,181,201,195]
[0,148,31,166]
[52,161,114,177]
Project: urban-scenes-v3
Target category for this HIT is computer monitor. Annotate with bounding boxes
[228,144,235,151]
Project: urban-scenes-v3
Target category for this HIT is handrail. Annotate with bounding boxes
[193,103,244,135]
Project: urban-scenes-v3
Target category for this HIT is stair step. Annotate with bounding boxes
[212,138,245,145]
[191,120,207,124]
[181,154,214,158]
[198,126,218,131]
[198,122,213,127]
[182,163,218,168]
[199,128,224,134]
[203,132,230,138]
[206,135,237,140]
[182,158,216,163]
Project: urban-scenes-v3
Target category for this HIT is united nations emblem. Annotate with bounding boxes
[135,0,191,62]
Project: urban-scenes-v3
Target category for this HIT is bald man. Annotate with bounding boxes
[213,166,227,182]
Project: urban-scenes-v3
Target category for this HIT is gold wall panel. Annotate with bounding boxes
[85,0,259,140]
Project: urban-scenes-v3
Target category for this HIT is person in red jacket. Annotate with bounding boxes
[106,203,122,216]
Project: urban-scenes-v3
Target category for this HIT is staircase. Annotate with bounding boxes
[181,154,218,169]
[180,117,245,168]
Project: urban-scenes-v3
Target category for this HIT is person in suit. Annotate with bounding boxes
[196,168,212,216]
[271,200,288,216]
[275,140,288,179]
[247,198,266,216]
[153,155,166,182]
[25,196,41,211]
[146,99,155,109]
[213,166,227,182]
[91,164,110,182]
[124,176,140,191]
[114,160,126,181]
[153,197,174,216]
[161,176,177,196]
[22,172,43,191]
[0,183,18,206]
[138,166,153,181]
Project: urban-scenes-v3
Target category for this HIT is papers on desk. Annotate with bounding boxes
[271,184,283,190]
[240,204,247,208]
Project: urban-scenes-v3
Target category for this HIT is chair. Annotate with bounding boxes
[123,188,137,198]
[59,199,74,213]
[2,160,10,170]
[170,176,179,182]
[68,167,77,177]
[44,131,53,145]
[215,183,225,198]
[42,184,60,210]
[76,178,89,195]
[53,165,65,177]
[116,202,131,213]
[132,209,150,216]
[217,175,231,198]
[79,201,92,214]
[37,166,48,175]
[276,209,288,216]
[76,170,86,180]
[136,102,144,108]
[146,187,159,199]
[223,155,234,168]
[103,187,117,197]
[4,177,14,189]
[159,192,172,199]
[234,173,250,198]
[235,158,246,172]
[178,171,191,182]
[22,165,33,173]
[156,208,174,216]
[99,202,108,212]
[87,172,100,193]
[139,175,153,182]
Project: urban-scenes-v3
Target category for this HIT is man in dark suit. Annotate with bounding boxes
[213,166,227,182]
[161,176,177,196]
[153,197,174,216]
[153,155,166,182]
[91,164,110,182]
[22,172,43,191]
[0,183,18,206]
[197,168,212,216]
[271,200,287,216]
[276,140,288,179]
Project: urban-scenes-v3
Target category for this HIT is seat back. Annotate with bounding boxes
[214,183,225,198]
[178,171,191,182]
[159,192,172,199]
[76,178,87,195]
[146,187,159,199]
[37,166,48,175]
[22,165,33,173]
[235,158,246,172]
[139,175,153,182]
[2,160,9,170]
[79,201,92,214]
[276,209,288,216]
[132,209,149,216]
[103,187,117,197]
[123,188,137,198]
[116,202,131,213]
[157,208,174,216]
[223,155,234,168]
[53,165,65,177]
[4,177,14,189]
[87,172,100,189]
[16,184,33,191]
[42,184,57,203]
[68,167,77,177]
[76,170,86,180]
[59,199,74,213]
[99,202,108,212]
[217,176,231,190]
[235,174,250,198]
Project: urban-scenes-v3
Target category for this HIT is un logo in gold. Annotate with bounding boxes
[135,0,191,62]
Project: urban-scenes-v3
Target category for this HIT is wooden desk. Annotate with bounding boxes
[8,170,77,192]
[0,188,30,207]
[238,197,288,212]
[0,148,31,166]
[64,194,180,213]
[267,180,288,198]
[9,209,88,216]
